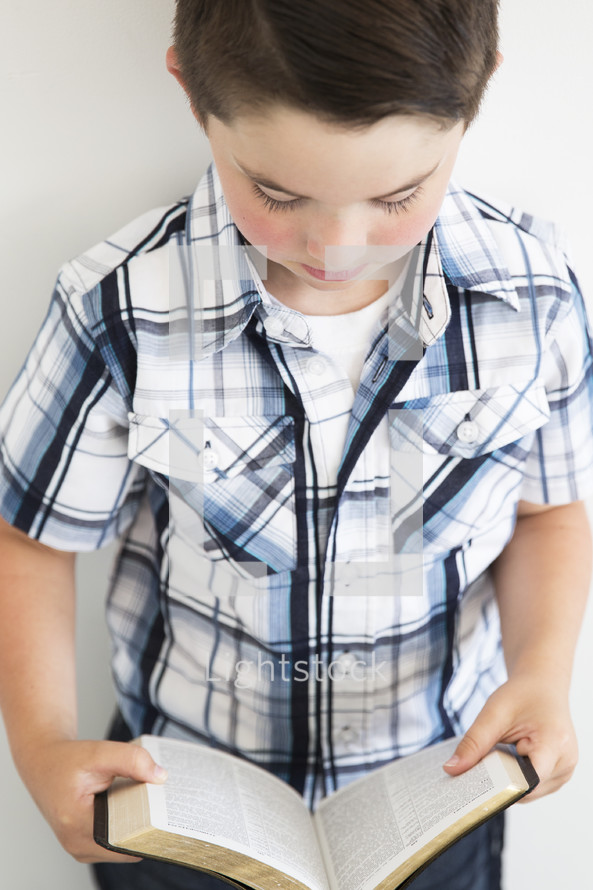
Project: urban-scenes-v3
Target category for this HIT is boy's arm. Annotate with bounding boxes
[443,499,592,799]
[0,515,167,862]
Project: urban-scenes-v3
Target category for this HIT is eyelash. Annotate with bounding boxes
[250,183,423,215]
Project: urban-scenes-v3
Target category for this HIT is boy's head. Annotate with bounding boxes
[171,0,499,132]
[167,1,500,313]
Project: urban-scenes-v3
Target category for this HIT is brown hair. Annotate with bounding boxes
[173,0,499,130]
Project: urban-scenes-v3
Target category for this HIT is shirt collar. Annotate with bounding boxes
[183,165,528,357]
[434,182,520,311]
[179,162,263,357]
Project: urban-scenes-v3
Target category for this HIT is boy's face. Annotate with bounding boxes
[205,106,464,314]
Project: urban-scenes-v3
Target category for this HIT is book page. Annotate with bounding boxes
[140,736,330,890]
[314,738,518,890]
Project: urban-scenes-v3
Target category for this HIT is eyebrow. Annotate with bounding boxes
[235,161,440,201]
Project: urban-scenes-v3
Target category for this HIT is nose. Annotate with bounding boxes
[306,211,368,269]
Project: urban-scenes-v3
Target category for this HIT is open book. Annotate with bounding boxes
[94,735,538,890]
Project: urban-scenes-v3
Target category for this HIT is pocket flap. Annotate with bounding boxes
[127,412,295,481]
[390,380,550,457]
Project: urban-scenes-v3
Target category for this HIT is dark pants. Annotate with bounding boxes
[92,714,504,890]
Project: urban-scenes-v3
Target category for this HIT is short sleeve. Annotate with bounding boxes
[520,275,593,504]
[0,270,146,550]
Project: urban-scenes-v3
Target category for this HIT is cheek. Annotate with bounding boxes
[242,216,299,254]
[226,193,300,255]
[374,201,443,250]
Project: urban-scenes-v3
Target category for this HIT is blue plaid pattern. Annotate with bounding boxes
[1,164,592,809]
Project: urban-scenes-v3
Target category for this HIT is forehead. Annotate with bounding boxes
[208,106,463,200]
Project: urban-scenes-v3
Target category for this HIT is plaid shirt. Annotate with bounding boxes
[1,164,593,809]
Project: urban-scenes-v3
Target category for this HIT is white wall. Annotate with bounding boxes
[1,2,592,887]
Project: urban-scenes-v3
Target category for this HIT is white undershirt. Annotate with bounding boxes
[274,295,392,481]
[301,291,392,388]
[266,273,407,481]
[266,272,406,390]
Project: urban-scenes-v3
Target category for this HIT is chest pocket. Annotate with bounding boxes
[389,379,550,554]
[391,379,549,456]
[127,412,297,580]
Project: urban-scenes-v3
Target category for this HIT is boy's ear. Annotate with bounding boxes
[494,51,504,72]
[166,46,205,129]
[166,46,186,90]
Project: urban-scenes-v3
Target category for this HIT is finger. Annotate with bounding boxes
[514,735,576,801]
[515,737,557,785]
[84,741,168,793]
[517,769,572,803]
[443,707,507,775]
[82,848,144,865]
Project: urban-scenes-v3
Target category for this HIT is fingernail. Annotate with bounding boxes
[444,755,459,768]
[153,765,168,782]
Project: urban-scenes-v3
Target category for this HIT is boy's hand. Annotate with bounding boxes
[442,672,577,801]
[444,501,590,801]
[15,738,167,863]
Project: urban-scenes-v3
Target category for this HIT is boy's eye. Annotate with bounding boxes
[370,189,422,215]
[251,183,303,212]
[251,182,422,215]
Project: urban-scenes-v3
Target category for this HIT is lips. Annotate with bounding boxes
[301,262,367,282]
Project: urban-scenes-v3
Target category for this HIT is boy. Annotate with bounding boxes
[1,2,592,890]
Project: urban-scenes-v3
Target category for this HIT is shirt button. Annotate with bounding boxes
[456,420,479,444]
[336,652,361,676]
[306,356,327,376]
[338,725,359,746]
[201,448,219,470]
[263,315,284,337]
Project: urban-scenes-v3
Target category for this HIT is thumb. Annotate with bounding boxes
[88,741,168,789]
[443,710,505,776]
